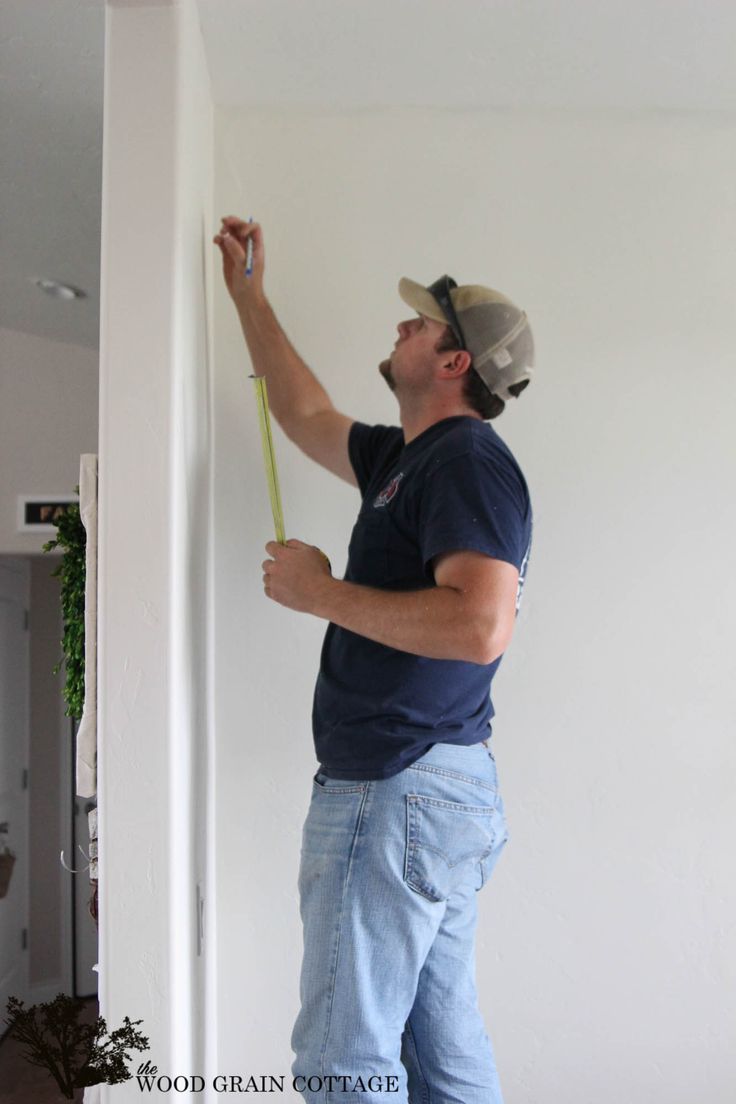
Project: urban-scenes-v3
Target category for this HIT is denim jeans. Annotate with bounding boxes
[290,738,510,1103]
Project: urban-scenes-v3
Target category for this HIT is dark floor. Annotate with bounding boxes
[0,996,98,1103]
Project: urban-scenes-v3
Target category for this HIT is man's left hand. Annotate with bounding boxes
[262,539,333,613]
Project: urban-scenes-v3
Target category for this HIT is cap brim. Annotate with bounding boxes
[398,278,447,325]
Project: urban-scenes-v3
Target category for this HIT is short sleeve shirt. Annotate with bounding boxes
[311,415,533,779]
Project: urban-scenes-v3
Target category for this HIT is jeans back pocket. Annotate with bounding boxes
[404,793,500,902]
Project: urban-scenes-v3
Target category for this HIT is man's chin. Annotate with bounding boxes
[378,359,396,392]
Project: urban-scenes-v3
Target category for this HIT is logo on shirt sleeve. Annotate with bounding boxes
[373,472,405,508]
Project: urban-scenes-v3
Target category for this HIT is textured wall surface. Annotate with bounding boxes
[212,105,736,1102]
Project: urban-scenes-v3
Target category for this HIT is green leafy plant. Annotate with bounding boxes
[3,993,149,1099]
[42,486,86,720]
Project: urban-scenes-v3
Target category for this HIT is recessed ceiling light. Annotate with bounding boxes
[30,278,87,301]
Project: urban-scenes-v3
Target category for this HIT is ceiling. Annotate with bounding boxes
[1,0,734,351]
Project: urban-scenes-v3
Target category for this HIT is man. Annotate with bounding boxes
[214,216,534,1104]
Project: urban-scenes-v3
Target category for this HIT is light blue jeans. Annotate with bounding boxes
[290,738,510,1103]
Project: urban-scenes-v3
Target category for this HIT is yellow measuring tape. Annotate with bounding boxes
[250,375,286,545]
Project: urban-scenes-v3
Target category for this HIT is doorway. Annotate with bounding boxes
[0,553,97,1037]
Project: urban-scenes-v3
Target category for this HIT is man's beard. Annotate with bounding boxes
[378,358,396,392]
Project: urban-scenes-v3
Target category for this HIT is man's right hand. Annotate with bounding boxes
[211,215,357,486]
[213,215,265,306]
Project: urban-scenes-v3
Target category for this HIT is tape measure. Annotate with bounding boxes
[250,375,286,545]
[249,374,332,572]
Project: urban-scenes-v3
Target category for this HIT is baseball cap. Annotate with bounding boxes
[398,275,534,402]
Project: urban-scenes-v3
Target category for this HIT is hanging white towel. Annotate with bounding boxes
[76,453,98,798]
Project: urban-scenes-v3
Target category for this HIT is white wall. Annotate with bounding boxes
[0,327,98,555]
[98,0,214,1097]
[212,107,736,1101]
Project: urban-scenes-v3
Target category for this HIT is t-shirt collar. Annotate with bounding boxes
[401,415,479,455]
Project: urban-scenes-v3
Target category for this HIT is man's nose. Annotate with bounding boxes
[396,319,411,339]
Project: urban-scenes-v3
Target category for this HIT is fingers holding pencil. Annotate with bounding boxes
[213,215,265,303]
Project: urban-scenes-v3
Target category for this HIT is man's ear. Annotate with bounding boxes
[440,349,473,379]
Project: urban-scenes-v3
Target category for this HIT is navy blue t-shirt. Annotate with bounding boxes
[311,415,533,780]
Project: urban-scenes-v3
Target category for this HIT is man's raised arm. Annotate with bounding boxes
[214,216,357,487]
